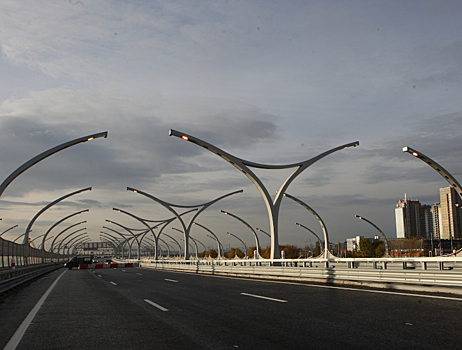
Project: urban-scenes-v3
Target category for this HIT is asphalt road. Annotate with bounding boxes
[1,266,462,350]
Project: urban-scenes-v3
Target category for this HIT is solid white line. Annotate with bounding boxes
[241,292,287,303]
[144,299,168,311]
[4,269,67,350]
[110,281,117,285]
[164,278,178,283]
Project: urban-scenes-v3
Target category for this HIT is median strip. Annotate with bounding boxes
[241,292,287,303]
[144,299,169,311]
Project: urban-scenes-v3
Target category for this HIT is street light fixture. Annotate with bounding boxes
[283,193,333,259]
[221,210,261,258]
[403,146,462,201]
[295,223,323,256]
[0,131,107,199]
[227,232,248,258]
[355,215,390,257]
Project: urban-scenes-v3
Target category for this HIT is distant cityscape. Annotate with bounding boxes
[346,186,462,257]
[395,187,462,240]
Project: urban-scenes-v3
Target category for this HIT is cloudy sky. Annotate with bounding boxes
[1,0,461,253]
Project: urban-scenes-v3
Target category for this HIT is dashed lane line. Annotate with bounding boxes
[144,299,169,311]
[241,292,287,303]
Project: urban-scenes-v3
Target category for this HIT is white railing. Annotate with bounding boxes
[137,257,462,291]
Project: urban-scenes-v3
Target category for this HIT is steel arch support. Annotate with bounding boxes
[169,129,359,259]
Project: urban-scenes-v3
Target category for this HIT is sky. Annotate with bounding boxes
[1,0,462,253]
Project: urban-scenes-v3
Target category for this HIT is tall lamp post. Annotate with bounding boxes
[227,232,248,258]
[283,193,332,259]
[170,129,358,259]
[295,223,323,256]
[221,210,261,258]
[191,222,224,259]
[355,215,390,257]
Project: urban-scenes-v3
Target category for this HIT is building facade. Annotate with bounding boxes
[439,187,462,239]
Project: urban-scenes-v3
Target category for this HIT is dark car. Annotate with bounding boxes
[64,256,93,269]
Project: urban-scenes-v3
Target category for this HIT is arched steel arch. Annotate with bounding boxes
[283,193,333,259]
[0,131,107,199]
[170,129,359,259]
[403,146,462,201]
[127,187,242,260]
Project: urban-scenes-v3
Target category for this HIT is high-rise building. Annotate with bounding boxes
[421,204,433,239]
[431,203,441,239]
[439,187,462,239]
[395,195,421,238]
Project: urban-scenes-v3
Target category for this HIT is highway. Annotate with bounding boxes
[1,266,462,350]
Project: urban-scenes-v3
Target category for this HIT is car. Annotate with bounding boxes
[64,256,93,269]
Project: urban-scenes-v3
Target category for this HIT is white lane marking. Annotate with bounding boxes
[98,275,102,277]
[164,278,178,283]
[144,299,169,311]
[4,269,67,350]
[241,292,287,303]
[110,281,117,285]
[173,270,462,302]
[136,273,143,275]
[122,269,126,272]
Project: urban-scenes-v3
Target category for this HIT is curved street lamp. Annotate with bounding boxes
[24,187,91,244]
[283,193,333,259]
[355,215,390,257]
[295,223,323,256]
[192,222,223,258]
[55,228,87,253]
[0,131,107,199]
[127,187,242,259]
[227,231,248,258]
[49,220,87,252]
[221,210,261,258]
[0,224,18,237]
[59,231,88,254]
[160,232,182,258]
[41,209,89,250]
[170,129,358,259]
[256,228,271,238]
[206,234,223,259]
[403,146,462,201]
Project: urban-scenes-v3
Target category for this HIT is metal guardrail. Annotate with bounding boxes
[0,264,63,295]
[138,257,462,293]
